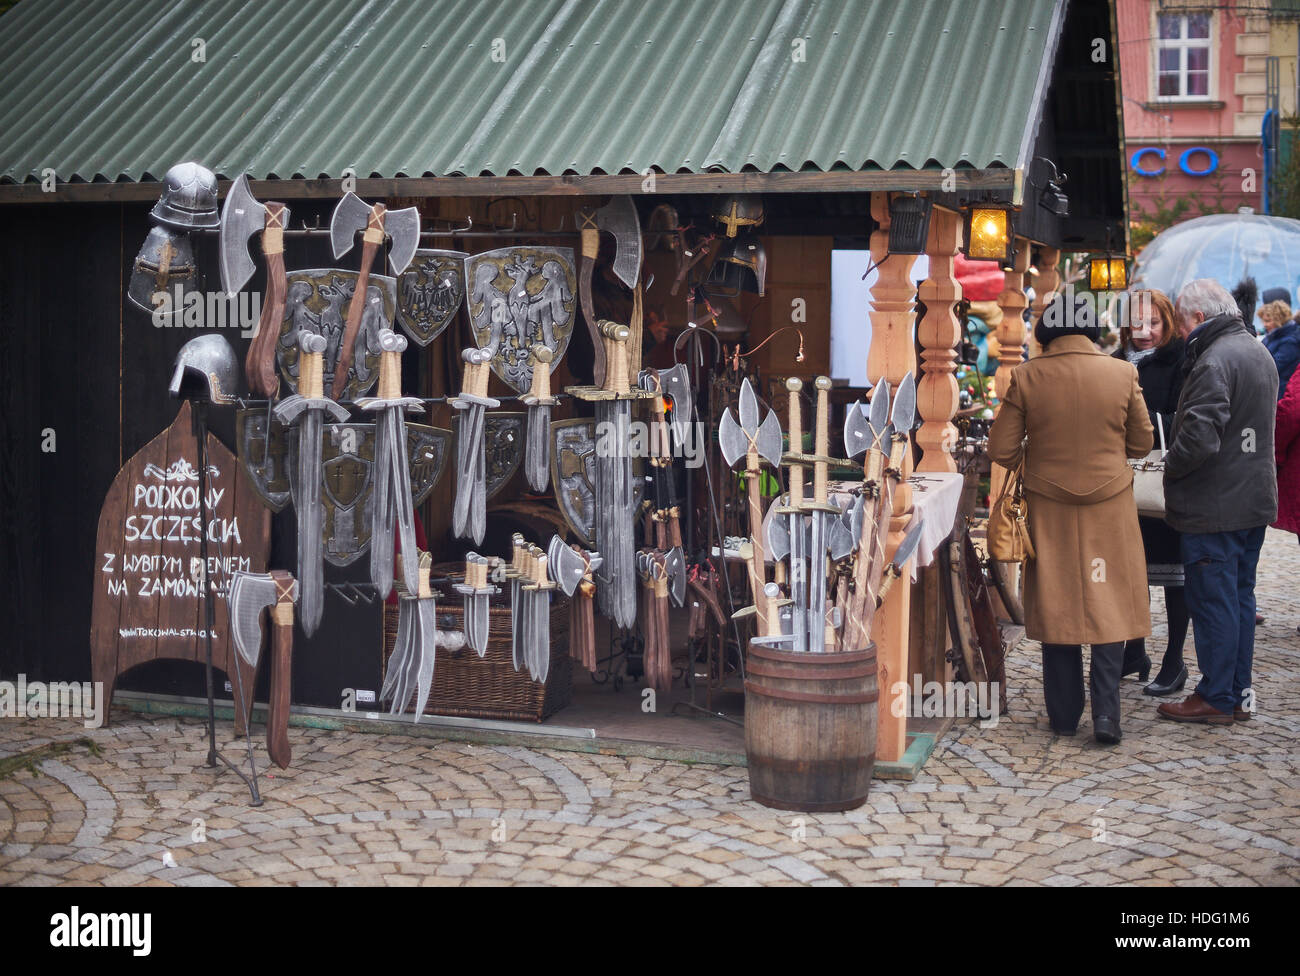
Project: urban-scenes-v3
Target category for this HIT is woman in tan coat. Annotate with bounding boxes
[988,294,1154,744]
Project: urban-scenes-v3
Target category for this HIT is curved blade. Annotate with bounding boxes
[765,498,790,562]
[890,372,917,435]
[718,407,745,468]
[595,195,642,288]
[411,595,437,721]
[868,380,890,438]
[828,515,854,561]
[844,399,871,461]
[891,515,927,570]
[330,191,372,259]
[384,205,422,276]
[219,174,266,296]
[665,547,686,608]
[755,409,783,468]
[737,378,761,433]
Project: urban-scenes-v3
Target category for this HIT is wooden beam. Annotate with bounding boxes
[0,168,1018,205]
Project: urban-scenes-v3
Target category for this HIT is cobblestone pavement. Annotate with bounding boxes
[4,530,1299,886]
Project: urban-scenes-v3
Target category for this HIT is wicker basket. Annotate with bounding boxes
[383,591,572,723]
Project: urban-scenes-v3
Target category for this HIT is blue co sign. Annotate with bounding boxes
[1130,146,1219,177]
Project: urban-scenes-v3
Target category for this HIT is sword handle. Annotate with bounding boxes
[527,345,554,403]
[786,377,804,507]
[377,329,407,401]
[299,332,327,400]
[419,555,433,599]
[887,431,909,476]
[600,321,630,395]
[814,376,831,505]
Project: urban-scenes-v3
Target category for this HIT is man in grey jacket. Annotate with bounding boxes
[1159,279,1278,724]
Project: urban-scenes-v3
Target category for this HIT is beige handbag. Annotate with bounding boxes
[1129,413,1166,518]
[988,462,1036,563]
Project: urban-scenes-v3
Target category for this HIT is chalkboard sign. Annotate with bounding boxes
[89,402,271,724]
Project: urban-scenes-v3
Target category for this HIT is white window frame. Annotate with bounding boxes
[1152,9,1215,102]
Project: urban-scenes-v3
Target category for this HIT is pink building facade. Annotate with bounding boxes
[1118,0,1269,221]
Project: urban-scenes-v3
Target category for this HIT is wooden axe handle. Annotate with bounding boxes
[580,218,607,387]
[331,206,385,399]
[246,203,287,398]
[266,573,295,770]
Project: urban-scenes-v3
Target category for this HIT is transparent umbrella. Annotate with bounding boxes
[1132,212,1300,306]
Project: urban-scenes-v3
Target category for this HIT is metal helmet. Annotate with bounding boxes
[169,333,241,404]
[127,225,199,321]
[703,233,767,298]
[150,161,219,230]
[712,194,764,238]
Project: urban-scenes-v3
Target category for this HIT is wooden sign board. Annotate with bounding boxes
[89,402,271,725]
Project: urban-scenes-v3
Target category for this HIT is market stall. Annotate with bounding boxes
[0,0,1127,808]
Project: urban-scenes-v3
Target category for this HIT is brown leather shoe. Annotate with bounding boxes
[1157,693,1234,725]
[1234,708,1253,722]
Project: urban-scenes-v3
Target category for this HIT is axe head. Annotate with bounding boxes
[890,371,918,436]
[868,379,891,439]
[330,193,422,276]
[765,500,790,562]
[228,570,285,668]
[718,407,745,469]
[754,409,783,469]
[665,547,686,607]
[828,512,855,561]
[844,397,872,461]
[546,535,587,597]
[656,363,692,446]
[219,174,277,296]
[594,195,641,288]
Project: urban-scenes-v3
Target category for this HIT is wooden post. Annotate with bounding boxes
[866,192,916,764]
[915,206,962,474]
[990,238,1031,499]
[1028,246,1060,361]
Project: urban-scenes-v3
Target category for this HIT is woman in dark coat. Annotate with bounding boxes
[1112,289,1189,696]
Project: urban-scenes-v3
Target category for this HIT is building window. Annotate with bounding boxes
[1156,12,1211,100]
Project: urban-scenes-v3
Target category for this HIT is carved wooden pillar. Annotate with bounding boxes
[867,192,916,764]
[915,207,961,474]
[994,237,1031,410]
[1028,246,1060,360]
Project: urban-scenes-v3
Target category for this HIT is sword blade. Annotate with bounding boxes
[788,509,807,653]
[386,410,420,595]
[412,594,437,722]
[808,513,829,653]
[511,576,523,671]
[452,409,476,539]
[536,590,551,683]
[297,411,325,636]
[370,414,395,599]
[474,594,490,659]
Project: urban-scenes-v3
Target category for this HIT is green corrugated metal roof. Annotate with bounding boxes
[0,0,1062,186]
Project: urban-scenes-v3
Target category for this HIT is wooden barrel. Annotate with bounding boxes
[744,641,879,812]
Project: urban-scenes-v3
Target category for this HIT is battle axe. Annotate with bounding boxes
[577,196,640,387]
[220,175,290,397]
[228,570,297,769]
[329,192,421,399]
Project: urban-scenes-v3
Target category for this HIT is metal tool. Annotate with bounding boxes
[451,348,501,544]
[804,377,853,652]
[641,370,687,607]
[578,196,641,387]
[522,345,558,492]
[592,322,637,629]
[655,362,693,452]
[518,545,557,683]
[227,570,297,769]
[506,534,527,671]
[329,192,421,399]
[719,377,783,635]
[776,378,810,651]
[356,329,423,599]
[873,516,927,608]
[381,552,443,722]
[549,536,600,674]
[454,553,498,657]
[220,174,290,397]
[274,333,349,635]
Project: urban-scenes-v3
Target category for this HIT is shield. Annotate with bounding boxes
[463,246,577,393]
[396,250,466,346]
[288,421,449,566]
[236,407,291,512]
[277,268,397,402]
[407,424,452,504]
[483,412,524,501]
[550,418,597,547]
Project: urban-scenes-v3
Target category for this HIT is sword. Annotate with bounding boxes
[275,333,348,635]
[804,376,853,652]
[593,322,637,630]
[451,348,501,544]
[382,552,441,722]
[356,329,423,599]
[522,345,557,492]
[777,378,810,652]
[507,534,526,672]
[521,545,557,682]
[453,552,498,657]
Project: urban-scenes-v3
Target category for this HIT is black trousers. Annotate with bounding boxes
[1041,641,1125,733]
